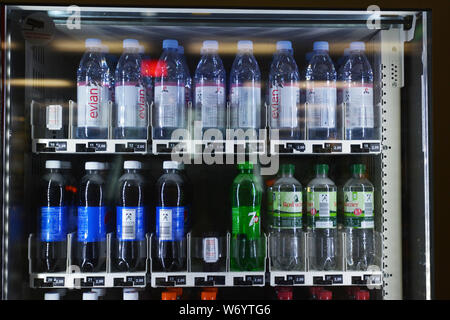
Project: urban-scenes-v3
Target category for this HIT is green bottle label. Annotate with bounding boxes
[232,206,261,240]
[307,190,337,229]
[271,191,302,229]
[344,191,374,229]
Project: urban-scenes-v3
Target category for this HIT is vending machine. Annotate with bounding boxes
[0,5,431,301]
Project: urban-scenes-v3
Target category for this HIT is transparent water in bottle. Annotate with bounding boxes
[194,40,226,137]
[114,39,148,139]
[342,42,376,140]
[305,41,337,140]
[230,40,261,136]
[307,164,338,270]
[76,38,110,139]
[269,164,304,271]
[269,41,303,140]
[153,39,187,140]
[343,164,375,270]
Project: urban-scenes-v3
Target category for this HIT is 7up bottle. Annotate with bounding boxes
[307,164,337,270]
[231,162,264,271]
[343,164,375,270]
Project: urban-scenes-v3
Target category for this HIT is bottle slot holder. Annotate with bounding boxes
[268,231,383,287]
[270,140,381,154]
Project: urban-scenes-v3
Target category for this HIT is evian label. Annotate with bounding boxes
[115,84,147,127]
[77,84,108,127]
[270,83,300,128]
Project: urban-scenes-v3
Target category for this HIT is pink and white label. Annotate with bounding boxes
[154,83,185,128]
[270,83,300,128]
[230,83,261,128]
[77,85,108,127]
[195,83,225,128]
[115,84,147,127]
[343,84,374,129]
[306,82,337,129]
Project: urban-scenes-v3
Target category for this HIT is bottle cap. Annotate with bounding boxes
[85,161,104,171]
[276,41,292,51]
[124,161,142,170]
[237,161,253,170]
[237,40,253,51]
[280,164,295,175]
[343,48,351,56]
[44,292,60,300]
[85,38,102,48]
[350,41,365,51]
[202,40,219,51]
[161,291,177,300]
[313,41,329,51]
[277,290,293,300]
[315,164,329,175]
[91,288,106,297]
[178,45,185,54]
[355,290,370,300]
[45,160,62,169]
[82,292,98,300]
[123,291,139,300]
[201,291,217,300]
[351,164,366,175]
[123,39,140,49]
[163,161,180,170]
[163,39,179,49]
[318,290,332,300]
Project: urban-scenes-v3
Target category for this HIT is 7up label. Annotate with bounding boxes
[232,206,261,240]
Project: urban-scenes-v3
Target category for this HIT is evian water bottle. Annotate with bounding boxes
[305,41,337,140]
[194,40,226,137]
[76,38,110,139]
[114,39,148,139]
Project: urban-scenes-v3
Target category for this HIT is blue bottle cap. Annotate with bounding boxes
[313,41,329,51]
[202,40,219,51]
[163,39,179,49]
[178,45,184,54]
[276,41,292,51]
[350,41,365,51]
[123,39,140,49]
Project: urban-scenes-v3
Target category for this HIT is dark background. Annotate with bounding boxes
[1,0,449,299]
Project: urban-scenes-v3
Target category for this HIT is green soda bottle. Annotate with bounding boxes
[231,162,264,271]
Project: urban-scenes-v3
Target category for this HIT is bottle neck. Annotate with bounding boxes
[125,169,139,174]
[280,171,293,178]
[164,168,179,174]
[316,172,327,178]
[353,172,364,179]
[48,168,61,174]
[240,169,253,174]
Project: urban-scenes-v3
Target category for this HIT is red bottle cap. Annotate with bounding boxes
[318,290,332,300]
[355,290,370,300]
[161,291,177,300]
[201,291,217,300]
[277,291,293,300]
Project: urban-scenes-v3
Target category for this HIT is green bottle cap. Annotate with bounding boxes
[280,164,295,175]
[352,164,366,175]
[315,164,329,175]
[238,162,253,170]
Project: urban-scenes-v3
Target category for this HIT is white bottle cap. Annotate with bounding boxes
[163,39,179,49]
[237,40,253,51]
[276,41,292,51]
[202,40,219,51]
[123,291,139,300]
[60,161,72,170]
[82,292,98,300]
[313,41,329,51]
[163,161,180,170]
[45,160,62,169]
[44,292,61,300]
[350,41,365,51]
[85,38,102,48]
[85,161,104,170]
[178,45,185,54]
[124,161,142,170]
[91,288,106,297]
[123,39,140,49]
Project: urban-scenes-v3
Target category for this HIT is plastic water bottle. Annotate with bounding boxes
[38,160,67,273]
[178,45,192,130]
[44,292,61,300]
[75,162,107,272]
[305,41,337,140]
[342,42,375,140]
[140,46,154,110]
[194,40,226,137]
[307,164,337,270]
[337,48,350,72]
[114,161,147,272]
[230,40,261,133]
[102,45,115,105]
[154,161,188,271]
[76,38,110,139]
[269,164,304,271]
[82,292,98,300]
[343,164,375,270]
[269,41,302,140]
[113,39,147,139]
[61,161,77,234]
[153,39,186,140]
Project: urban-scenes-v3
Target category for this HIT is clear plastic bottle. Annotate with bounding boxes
[342,42,375,140]
[76,38,110,139]
[178,45,192,133]
[230,40,261,134]
[140,45,154,110]
[153,39,187,140]
[269,41,302,140]
[305,41,337,140]
[269,164,304,271]
[114,39,147,139]
[306,164,337,270]
[337,48,350,73]
[194,40,226,137]
[343,164,375,270]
